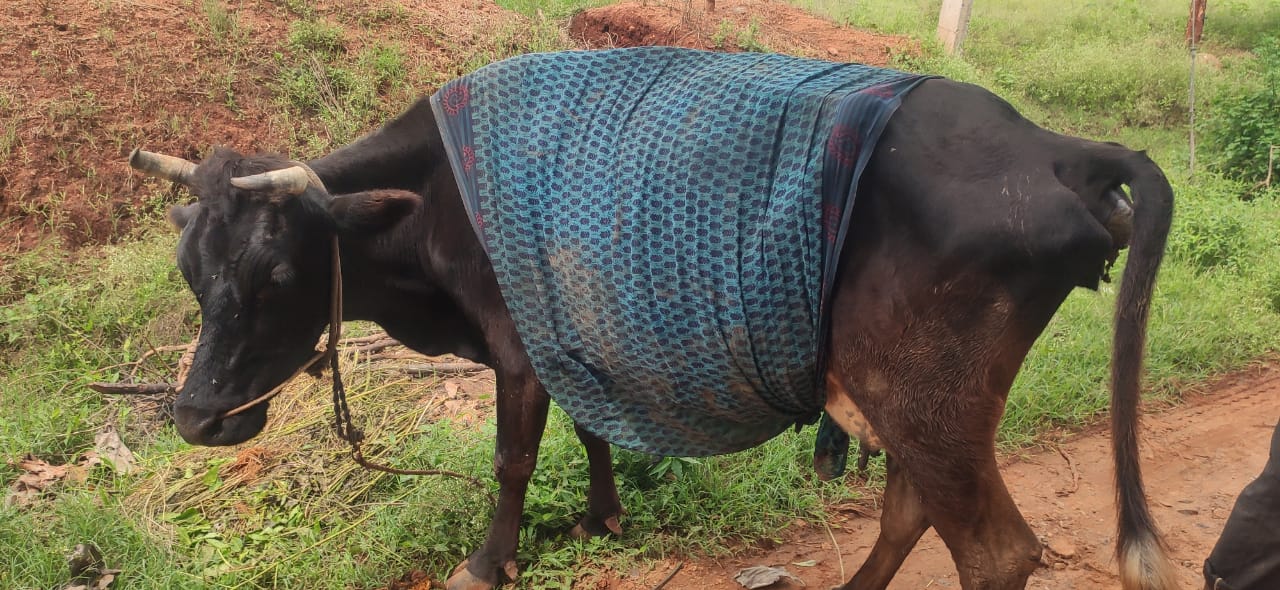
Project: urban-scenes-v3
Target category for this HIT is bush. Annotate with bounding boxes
[1204,37,1280,183]
[1166,180,1259,273]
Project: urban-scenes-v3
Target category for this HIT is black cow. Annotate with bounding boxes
[129,60,1176,590]
[1203,418,1280,590]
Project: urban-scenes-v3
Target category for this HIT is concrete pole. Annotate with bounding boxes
[937,0,975,56]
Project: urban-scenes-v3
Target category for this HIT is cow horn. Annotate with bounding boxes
[129,148,197,186]
[229,166,312,196]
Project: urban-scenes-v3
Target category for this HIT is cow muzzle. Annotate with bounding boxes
[173,402,268,446]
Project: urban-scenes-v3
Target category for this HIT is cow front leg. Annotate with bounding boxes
[568,423,624,539]
[446,370,550,590]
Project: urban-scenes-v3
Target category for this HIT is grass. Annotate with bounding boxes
[792,0,1264,134]
[4,0,1280,588]
[495,0,614,19]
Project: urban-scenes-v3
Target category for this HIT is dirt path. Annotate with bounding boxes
[609,364,1280,589]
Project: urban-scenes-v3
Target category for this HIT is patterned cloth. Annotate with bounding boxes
[432,47,927,457]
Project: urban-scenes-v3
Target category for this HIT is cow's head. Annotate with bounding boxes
[130,147,419,446]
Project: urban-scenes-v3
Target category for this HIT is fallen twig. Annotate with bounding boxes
[398,362,491,375]
[88,382,175,395]
[349,338,401,355]
[650,561,684,590]
[824,518,846,581]
[339,334,392,346]
[1054,443,1080,496]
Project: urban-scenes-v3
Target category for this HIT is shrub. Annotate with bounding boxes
[1204,37,1280,183]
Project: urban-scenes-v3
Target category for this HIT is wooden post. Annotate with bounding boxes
[1188,0,1205,175]
[937,0,974,56]
[1186,0,1207,46]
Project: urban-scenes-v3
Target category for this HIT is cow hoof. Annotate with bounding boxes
[446,561,495,590]
[568,514,623,540]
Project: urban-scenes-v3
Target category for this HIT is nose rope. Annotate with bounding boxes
[218,233,339,419]
[217,233,494,501]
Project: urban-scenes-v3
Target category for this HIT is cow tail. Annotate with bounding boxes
[1111,151,1178,590]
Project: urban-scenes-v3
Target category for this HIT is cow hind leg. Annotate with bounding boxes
[911,453,1041,590]
[837,455,930,590]
[568,423,624,539]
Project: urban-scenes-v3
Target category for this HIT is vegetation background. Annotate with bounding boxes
[2,0,1279,587]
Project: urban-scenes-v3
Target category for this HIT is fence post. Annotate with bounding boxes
[937,0,974,56]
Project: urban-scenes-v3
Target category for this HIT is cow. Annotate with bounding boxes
[128,48,1176,590]
[1203,418,1280,590]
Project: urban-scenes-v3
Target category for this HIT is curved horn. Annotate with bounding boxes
[129,148,197,186]
[229,166,312,196]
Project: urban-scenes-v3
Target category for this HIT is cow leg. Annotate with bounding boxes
[446,371,550,590]
[840,390,1040,590]
[568,423,624,539]
[911,454,1041,590]
[825,272,1053,589]
[837,455,930,590]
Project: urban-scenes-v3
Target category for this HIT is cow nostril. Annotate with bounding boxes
[173,405,223,445]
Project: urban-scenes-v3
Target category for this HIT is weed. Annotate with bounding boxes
[711,19,768,52]
[359,4,410,27]
[359,44,408,91]
[495,0,612,19]
[1170,207,1249,272]
[462,16,573,73]
[287,19,346,58]
[1167,176,1266,273]
[47,87,101,127]
[1263,271,1280,315]
[737,19,768,52]
[712,20,734,49]
[274,0,315,19]
[201,0,238,43]
[0,92,17,163]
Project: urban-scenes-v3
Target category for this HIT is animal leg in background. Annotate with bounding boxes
[569,423,624,539]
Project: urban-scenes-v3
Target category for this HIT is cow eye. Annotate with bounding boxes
[270,263,295,287]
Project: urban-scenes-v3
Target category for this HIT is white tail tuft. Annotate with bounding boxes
[1119,532,1179,590]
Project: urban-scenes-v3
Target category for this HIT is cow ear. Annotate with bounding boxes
[168,203,200,230]
[325,190,421,234]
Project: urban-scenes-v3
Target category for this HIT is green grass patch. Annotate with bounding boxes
[791,0,1275,135]
[495,0,612,19]
[287,19,346,58]
[275,16,414,153]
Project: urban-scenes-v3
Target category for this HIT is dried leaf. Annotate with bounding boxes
[93,571,120,588]
[6,456,68,506]
[6,453,102,507]
[94,426,136,474]
[791,559,819,567]
[734,565,804,588]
